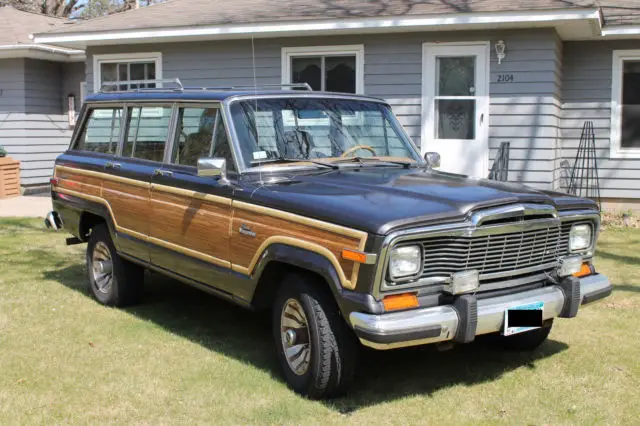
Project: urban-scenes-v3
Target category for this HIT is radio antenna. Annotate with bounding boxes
[250,36,264,185]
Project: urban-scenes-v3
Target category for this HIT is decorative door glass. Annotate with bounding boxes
[434,56,477,140]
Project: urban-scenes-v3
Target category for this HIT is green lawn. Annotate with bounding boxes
[0,218,638,424]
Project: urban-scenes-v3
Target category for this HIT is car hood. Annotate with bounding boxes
[235,167,597,235]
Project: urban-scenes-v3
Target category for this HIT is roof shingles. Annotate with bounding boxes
[39,0,640,36]
[0,6,65,46]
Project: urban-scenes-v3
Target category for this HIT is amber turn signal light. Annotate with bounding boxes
[382,293,419,312]
[573,262,593,278]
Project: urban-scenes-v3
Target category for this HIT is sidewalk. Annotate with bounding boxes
[0,195,52,218]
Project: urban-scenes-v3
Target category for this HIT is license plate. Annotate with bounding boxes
[503,301,544,336]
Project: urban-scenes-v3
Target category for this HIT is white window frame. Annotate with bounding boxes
[93,52,163,93]
[281,45,365,94]
[611,49,640,159]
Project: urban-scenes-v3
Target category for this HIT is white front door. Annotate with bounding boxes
[422,43,490,177]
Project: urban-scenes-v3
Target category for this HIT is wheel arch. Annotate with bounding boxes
[250,243,346,314]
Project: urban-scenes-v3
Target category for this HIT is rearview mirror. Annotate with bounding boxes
[424,152,441,169]
[197,158,227,180]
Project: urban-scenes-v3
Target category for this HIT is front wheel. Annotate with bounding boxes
[86,224,143,307]
[272,274,357,399]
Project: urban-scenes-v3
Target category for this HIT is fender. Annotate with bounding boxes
[251,243,383,318]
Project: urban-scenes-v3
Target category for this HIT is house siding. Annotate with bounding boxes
[87,28,561,189]
[561,40,640,199]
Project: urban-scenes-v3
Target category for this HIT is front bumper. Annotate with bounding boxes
[350,274,612,350]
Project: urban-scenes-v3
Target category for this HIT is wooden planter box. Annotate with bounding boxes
[0,157,21,199]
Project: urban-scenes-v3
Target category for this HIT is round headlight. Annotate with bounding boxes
[569,224,592,252]
[389,245,422,280]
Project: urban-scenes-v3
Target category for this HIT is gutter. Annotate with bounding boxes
[0,44,85,61]
[32,8,603,46]
[601,25,640,37]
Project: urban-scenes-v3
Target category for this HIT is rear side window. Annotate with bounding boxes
[72,107,123,154]
[123,106,172,162]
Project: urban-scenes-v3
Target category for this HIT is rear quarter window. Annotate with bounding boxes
[72,107,123,154]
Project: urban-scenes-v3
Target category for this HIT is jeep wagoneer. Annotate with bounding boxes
[47,81,612,398]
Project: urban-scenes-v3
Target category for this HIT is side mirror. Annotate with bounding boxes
[197,157,227,180]
[424,152,441,169]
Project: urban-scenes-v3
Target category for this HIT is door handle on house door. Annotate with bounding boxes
[480,113,484,126]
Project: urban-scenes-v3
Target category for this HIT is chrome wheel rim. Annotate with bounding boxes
[91,241,113,295]
[280,298,311,376]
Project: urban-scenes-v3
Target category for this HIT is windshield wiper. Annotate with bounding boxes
[250,157,339,170]
[332,157,414,168]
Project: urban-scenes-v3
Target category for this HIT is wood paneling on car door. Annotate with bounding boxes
[230,201,367,289]
[149,185,232,268]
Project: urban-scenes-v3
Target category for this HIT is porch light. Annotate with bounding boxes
[495,40,506,64]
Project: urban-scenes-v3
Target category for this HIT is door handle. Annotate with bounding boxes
[153,169,173,177]
[105,162,121,170]
[480,113,484,125]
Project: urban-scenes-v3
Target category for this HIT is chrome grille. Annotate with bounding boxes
[421,225,563,280]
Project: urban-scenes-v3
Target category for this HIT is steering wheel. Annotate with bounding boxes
[340,145,376,158]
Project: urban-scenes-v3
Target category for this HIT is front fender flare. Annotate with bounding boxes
[251,243,382,318]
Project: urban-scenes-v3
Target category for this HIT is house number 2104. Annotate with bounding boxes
[497,74,514,84]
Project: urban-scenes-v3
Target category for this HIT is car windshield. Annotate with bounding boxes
[228,97,420,169]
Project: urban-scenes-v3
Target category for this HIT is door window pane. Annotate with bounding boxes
[72,108,122,153]
[436,100,475,140]
[172,107,217,166]
[123,106,172,162]
[292,57,322,91]
[437,57,476,96]
[325,56,356,93]
[211,114,236,172]
[621,60,640,149]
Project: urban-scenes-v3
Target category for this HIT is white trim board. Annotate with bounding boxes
[281,45,365,94]
[92,52,163,93]
[33,9,603,47]
[610,49,640,159]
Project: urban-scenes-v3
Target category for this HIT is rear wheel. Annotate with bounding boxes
[488,319,554,351]
[272,273,357,399]
[86,224,143,307]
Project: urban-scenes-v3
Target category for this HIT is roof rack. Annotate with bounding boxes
[99,79,312,93]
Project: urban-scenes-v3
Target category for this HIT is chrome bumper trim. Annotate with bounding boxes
[580,274,613,305]
[351,274,612,350]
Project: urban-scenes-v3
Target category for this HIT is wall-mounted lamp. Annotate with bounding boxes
[67,94,76,128]
[495,40,506,65]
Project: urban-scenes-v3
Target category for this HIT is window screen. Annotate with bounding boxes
[100,61,157,91]
[291,55,356,93]
[123,106,172,162]
[72,108,122,154]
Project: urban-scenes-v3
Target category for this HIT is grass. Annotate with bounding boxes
[0,218,639,424]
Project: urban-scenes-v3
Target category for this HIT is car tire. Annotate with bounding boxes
[272,273,357,399]
[86,224,143,307]
[488,319,554,351]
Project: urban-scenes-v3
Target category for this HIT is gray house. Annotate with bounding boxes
[0,6,85,190]
[26,0,640,207]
